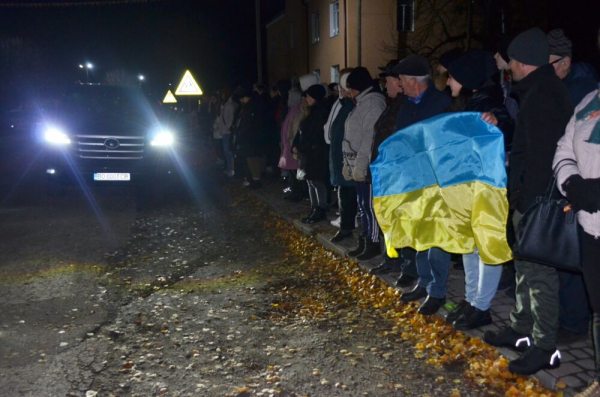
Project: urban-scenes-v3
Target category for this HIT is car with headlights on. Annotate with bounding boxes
[40,84,177,192]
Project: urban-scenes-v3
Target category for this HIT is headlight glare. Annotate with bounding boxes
[151,131,174,146]
[45,128,71,145]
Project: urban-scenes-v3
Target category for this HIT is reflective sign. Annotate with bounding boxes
[163,90,177,103]
[175,70,203,96]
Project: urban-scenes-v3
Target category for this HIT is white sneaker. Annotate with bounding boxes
[225,170,234,177]
[242,180,250,187]
[330,217,341,227]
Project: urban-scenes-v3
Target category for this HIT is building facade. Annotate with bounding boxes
[265,0,399,86]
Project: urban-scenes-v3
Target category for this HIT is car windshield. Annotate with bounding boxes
[63,85,147,118]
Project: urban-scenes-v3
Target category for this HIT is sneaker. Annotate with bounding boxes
[225,170,235,177]
[301,208,317,223]
[305,207,326,224]
[453,307,492,331]
[483,326,531,352]
[445,300,471,324]
[508,345,561,375]
[241,180,250,187]
[418,296,446,315]
[575,380,600,397]
[330,217,341,227]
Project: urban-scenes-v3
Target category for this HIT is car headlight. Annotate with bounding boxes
[45,128,71,145]
[151,131,174,146]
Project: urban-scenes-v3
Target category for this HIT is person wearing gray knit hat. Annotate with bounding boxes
[547,28,599,105]
[548,29,573,80]
[508,28,550,69]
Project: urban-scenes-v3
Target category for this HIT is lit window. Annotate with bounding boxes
[330,1,340,37]
[397,0,415,32]
[311,12,320,43]
[331,65,340,83]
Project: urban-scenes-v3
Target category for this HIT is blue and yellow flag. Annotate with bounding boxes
[370,112,512,265]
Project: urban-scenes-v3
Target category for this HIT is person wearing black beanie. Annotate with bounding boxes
[346,67,374,93]
[342,67,386,261]
[484,28,574,376]
[292,84,331,224]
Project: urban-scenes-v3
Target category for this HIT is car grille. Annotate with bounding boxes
[74,135,145,160]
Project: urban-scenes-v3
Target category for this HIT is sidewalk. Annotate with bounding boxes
[250,177,595,397]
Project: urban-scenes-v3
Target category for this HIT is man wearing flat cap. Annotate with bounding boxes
[483,27,574,376]
[392,55,452,317]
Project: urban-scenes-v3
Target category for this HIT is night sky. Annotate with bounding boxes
[0,0,284,102]
[0,0,597,106]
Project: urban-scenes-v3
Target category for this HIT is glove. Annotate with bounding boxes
[563,175,600,213]
[342,165,352,181]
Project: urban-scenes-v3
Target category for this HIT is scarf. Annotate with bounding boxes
[578,85,600,144]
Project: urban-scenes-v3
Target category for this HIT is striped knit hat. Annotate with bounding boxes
[548,29,573,58]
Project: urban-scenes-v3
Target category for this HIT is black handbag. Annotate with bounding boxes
[513,176,582,272]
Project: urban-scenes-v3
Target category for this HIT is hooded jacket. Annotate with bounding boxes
[342,87,386,181]
[214,96,238,138]
[554,89,600,237]
[509,64,574,213]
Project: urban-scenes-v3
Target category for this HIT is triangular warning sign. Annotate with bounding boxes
[163,90,177,103]
[175,70,203,96]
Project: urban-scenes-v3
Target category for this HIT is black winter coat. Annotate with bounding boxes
[508,64,574,213]
[465,83,515,151]
[293,99,331,182]
[232,99,267,158]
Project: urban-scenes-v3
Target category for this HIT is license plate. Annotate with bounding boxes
[94,173,130,181]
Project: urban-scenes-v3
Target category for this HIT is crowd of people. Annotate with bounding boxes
[199,27,600,395]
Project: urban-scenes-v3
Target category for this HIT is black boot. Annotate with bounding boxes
[508,346,561,375]
[483,326,531,352]
[418,295,446,315]
[400,285,427,303]
[330,229,352,243]
[301,208,317,223]
[356,238,382,261]
[369,259,401,275]
[348,237,366,258]
[306,207,326,224]
[453,307,492,330]
[395,272,417,288]
[445,300,472,324]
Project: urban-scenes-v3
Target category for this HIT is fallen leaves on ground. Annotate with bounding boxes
[259,213,555,397]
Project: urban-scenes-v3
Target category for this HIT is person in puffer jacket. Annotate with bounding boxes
[342,67,386,261]
[554,85,600,397]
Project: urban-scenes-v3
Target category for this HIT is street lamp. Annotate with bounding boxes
[79,62,93,83]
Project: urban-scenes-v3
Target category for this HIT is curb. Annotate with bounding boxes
[251,188,568,396]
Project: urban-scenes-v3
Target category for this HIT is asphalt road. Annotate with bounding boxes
[0,131,487,396]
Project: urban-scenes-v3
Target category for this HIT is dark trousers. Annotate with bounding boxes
[558,270,591,334]
[582,232,600,381]
[338,185,358,231]
[355,181,379,242]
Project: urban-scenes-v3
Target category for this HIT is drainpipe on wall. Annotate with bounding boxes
[344,0,348,68]
[357,0,362,66]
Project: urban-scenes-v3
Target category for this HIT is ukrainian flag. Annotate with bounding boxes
[370,112,512,265]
